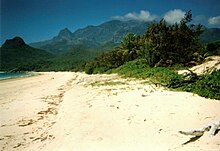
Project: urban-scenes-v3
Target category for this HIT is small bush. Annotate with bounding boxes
[181,70,220,100]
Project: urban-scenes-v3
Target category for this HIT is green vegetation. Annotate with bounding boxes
[144,11,203,67]
[110,59,182,84]
[85,10,204,74]
[0,37,54,71]
[180,70,220,100]
[84,11,220,100]
[203,40,220,57]
[1,37,116,72]
[110,59,220,100]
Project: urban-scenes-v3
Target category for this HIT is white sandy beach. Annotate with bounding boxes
[0,71,220,151]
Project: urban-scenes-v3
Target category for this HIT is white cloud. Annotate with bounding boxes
[112,10,157,22]
[208,16,220,25]
[163,9,185,24]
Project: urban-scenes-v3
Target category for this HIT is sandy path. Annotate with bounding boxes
[0,72,220,151]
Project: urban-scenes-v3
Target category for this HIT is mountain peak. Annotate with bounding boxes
[2,36,27,49]
[58,28,72,36]
[54,28,73,42]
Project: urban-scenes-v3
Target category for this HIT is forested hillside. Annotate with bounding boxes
[0,37,54,71]
[0,37,116,72]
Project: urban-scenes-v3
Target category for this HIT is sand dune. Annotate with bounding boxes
[178,56,220,75]
[0,72,220,151]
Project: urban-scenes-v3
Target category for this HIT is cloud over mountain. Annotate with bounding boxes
[208,16,220,25]
[112,9,219,28]
[112,10,157,22]
[163,9,185,24]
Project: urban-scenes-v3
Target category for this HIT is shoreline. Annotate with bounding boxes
[0,72,219,151]
[0,72,41,81]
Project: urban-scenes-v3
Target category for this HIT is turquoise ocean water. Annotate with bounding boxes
[0,72,32,80]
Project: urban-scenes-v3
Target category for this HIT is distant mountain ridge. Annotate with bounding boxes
[200,28,220,43]
[30,20,220,54]
[72,20,148,43]
[30,20,150,53]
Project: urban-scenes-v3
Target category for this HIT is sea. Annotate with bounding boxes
[0,72,33,80]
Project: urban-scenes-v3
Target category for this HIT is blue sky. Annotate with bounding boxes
[1,0,220,45]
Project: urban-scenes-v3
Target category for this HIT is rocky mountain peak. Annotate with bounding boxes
[53,28,73,42]
[58,28,72,37]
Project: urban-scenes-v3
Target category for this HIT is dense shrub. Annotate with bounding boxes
[180,70,220,100]
[144,11,203,66]
[204,41,220,57]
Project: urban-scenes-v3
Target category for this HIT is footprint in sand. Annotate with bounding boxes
[38,107,58,115]
[13,143,22,148]
[127,115,135,124]
[18,119,35,127]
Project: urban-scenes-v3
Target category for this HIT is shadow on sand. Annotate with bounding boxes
[182,129,220,145]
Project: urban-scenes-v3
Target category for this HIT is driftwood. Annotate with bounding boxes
[153,69,200,88]
[179,120,220,137]
[167,69,200,88]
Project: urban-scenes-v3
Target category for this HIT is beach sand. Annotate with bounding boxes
[0,72,220,151]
